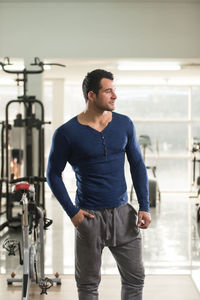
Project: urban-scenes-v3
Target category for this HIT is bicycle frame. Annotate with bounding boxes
[22,192,45,300]
[3,176,60,297]
[6,186,45,300]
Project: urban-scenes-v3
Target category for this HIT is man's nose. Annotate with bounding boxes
[112,91,117,99]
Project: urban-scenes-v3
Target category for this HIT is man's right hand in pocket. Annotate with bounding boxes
[71,209,94,227]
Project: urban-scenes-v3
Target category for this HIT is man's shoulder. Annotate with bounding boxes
[113,112,132,124]
[56,116,77,134]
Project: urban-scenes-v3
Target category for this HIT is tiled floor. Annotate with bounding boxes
[0,191,200,298]
[0,274,200,300]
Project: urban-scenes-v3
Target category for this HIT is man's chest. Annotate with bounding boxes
[68,127,128,159]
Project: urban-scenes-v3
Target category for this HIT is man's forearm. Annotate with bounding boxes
[46,168,79,218]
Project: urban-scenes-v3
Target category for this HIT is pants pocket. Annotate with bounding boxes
[77,216,86,229]
[127,202,138,216]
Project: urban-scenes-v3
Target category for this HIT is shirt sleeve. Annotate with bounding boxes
[126,119,150,212]
[46,128,80,218]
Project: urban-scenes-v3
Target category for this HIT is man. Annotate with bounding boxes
[47,69,151,300]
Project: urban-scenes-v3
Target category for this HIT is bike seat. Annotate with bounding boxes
[16,183,30,190]
[12,182,34,192]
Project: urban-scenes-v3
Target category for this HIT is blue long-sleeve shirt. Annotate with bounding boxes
[46,112,149,218]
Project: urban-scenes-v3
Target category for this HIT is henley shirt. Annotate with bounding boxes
[46,112,149,218]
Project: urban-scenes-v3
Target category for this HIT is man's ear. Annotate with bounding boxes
[88,91,96,102]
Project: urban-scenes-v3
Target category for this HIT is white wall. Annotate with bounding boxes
[0,2,200,59]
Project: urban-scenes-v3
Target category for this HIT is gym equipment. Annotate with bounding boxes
[0,57,65,231]
[191,138,200,188]
[191,137,200,222]
[130,134,161,207]
[3,176,61,299]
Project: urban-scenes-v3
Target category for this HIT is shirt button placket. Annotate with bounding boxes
[100,133,107,157]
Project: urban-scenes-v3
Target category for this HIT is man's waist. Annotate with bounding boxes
[77,201,128,212]
[75,190,128,210]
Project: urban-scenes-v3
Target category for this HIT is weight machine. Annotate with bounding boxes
[0,58,65,297]
[0,57,65,231]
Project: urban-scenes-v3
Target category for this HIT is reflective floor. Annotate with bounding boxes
[0,191,200,292]
[0,274,200,300]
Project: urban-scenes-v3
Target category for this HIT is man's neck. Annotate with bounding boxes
[79,109,112,125]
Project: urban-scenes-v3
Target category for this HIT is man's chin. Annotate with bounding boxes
[106,106,115,112]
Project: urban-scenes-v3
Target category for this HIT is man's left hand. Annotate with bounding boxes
[137,211,151,229]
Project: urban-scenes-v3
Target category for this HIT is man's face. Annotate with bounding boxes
[91,78,117,112]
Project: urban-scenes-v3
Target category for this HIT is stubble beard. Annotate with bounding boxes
[95,102,115,112]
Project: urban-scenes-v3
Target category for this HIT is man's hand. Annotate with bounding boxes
[71,209,94,227]
[137,211,151,229]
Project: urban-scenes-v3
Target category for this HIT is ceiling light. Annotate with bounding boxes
[118,62,181,71]
[116,77,167,85]
[116,77,200,86]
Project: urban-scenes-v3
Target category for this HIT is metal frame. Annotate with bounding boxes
[4,178,61,299]
[0,57,65,231]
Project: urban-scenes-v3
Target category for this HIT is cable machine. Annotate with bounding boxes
[0,57,65,231]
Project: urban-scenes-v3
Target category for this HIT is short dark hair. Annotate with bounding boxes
[82,69,114,102]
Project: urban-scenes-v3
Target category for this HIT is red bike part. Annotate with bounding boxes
[15,183,30,191]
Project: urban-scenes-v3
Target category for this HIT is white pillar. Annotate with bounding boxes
[24,57,42,100]
[52,78,65,131]
[24,57,43,176]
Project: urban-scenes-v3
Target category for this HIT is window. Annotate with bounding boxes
[117,86,198,192]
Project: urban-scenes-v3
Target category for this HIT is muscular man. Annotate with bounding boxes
[47,69,151,300]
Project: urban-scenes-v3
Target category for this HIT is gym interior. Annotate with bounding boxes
[0,1,200,299]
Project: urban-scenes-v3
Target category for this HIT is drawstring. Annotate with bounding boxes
[105,210,110,241]
[105,208,117,247]
[112,208,117,247]
[80,206,118,247]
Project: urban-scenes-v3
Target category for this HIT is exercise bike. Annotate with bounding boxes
[3,176,61,299]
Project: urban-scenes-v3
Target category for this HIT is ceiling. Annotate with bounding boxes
[0,0,200,2]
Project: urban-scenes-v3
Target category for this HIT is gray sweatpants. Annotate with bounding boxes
[75,203,145,300]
